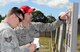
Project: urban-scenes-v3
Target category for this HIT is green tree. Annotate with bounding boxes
[32,10,48,23]
[0,14,5,22]
[47,15,56,23]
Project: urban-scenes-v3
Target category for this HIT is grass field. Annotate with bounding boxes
[39,34,80,52]
[39,37,53,52]
[77,34,80,52]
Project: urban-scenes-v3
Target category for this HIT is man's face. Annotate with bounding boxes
[24,13,33,22]
[12,14,23,28]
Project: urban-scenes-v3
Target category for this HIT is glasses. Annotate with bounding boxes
[15,14,23,22]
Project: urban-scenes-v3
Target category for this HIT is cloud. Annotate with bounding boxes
[0,0,28,6]
[32,0,69,8]
[32,0,49,5]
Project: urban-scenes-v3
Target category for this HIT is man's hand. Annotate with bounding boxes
[59,10,71,21]
[20,43,36,52]
[28,44,36,52]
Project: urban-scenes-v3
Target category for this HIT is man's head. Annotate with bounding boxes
[6,7,24,28]
[7,7,24,22]
[20,5,35,22]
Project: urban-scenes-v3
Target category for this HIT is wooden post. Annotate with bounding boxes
[65,3,78,52]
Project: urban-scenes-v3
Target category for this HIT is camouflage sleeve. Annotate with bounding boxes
[44,20,63,31]
[0,28,30,52]
[32,22,46,32]
[32,20,63,32]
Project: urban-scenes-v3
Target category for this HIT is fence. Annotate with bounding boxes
[39,3,79,52]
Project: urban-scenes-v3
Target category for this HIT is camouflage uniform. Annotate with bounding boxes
[0,23,30,52]
[15,20,63,46]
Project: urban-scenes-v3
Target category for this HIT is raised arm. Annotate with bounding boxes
[32,11,70,32]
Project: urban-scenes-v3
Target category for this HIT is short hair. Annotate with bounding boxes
[7,7,24,19]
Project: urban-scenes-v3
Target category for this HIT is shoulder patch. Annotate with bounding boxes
[4,36,12,43]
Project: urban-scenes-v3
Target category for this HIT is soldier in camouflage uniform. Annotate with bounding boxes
[0,7,34,52]
[15,5,70,52]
